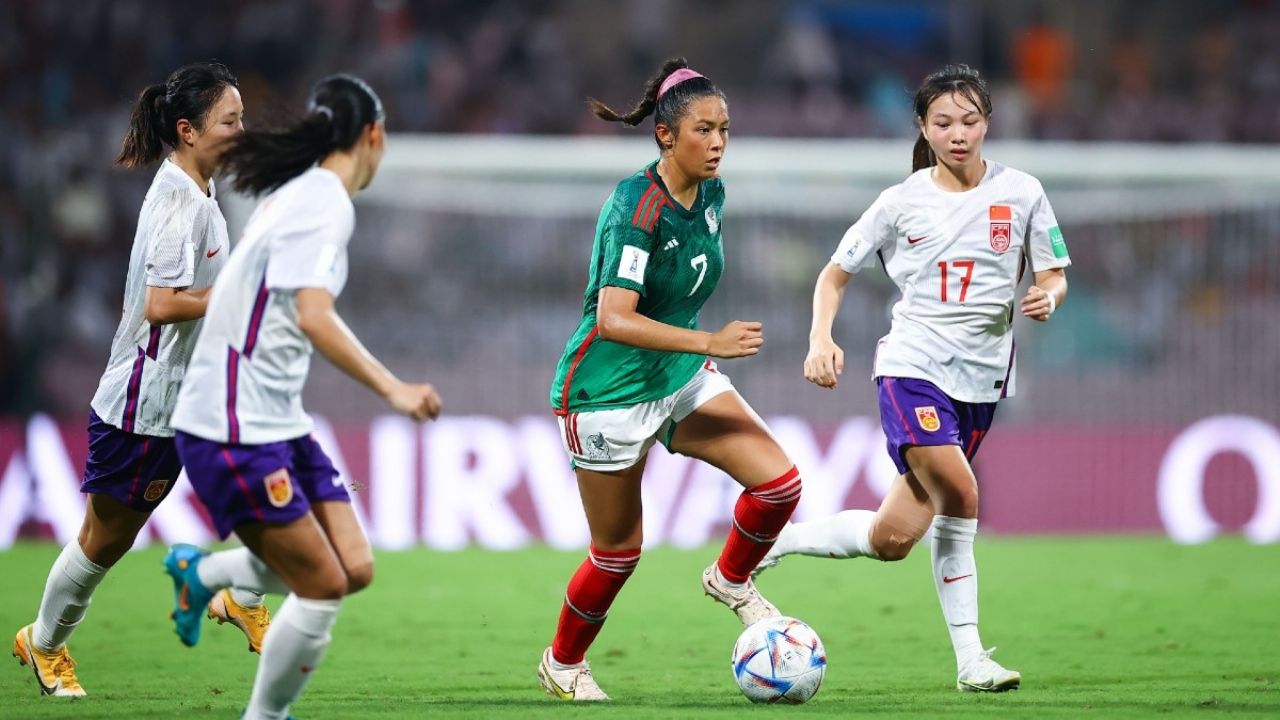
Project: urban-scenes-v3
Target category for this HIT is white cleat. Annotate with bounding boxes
[957,647,1021,693]
[702,564,780,627]
[537,647,609,701]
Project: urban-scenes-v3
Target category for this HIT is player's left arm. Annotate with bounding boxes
[1020,268,1067,322]
[144,285,210,325]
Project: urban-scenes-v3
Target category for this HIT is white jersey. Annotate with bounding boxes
[832,160,1071,403]
[90,159,229,436]
[171,167,354,444]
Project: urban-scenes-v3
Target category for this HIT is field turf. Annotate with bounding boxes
[1,537,1277,719]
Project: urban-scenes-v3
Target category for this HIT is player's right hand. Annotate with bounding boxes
[708,320,764,358]
[804,337,844,389]
[387,381,443,421]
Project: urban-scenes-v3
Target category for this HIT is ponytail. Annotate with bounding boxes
[912,134,936,173]
[589,57,724,149]
[116,84,171,168]
[220,113,335,195]
[221,73,385,196]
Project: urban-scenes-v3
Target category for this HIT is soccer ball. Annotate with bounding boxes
[731,616,826,704]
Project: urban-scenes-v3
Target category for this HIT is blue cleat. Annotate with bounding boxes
[163,544,215,647]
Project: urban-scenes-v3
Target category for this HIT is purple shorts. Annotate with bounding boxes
[876,377,997,475]
[174,431,349,540]
[81,409,183,512]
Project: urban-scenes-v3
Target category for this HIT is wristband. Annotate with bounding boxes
[1044,291,1056,317]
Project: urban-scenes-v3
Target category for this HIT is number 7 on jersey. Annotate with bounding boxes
[938,260,976,303]
[688,253,708,296]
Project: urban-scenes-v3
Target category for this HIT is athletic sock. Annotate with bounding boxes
[231,588,267,609]
[931,515,984,670]
[32,541,108,651]
[551,546,640,665]
[773,509,877,560]
[243,594,340,720]
[716,467,802,583]
[197,547,289,596]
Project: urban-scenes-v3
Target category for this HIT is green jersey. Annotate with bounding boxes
[551,161,726,414]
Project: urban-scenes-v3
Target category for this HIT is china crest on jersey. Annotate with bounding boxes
[989,205,1012,252]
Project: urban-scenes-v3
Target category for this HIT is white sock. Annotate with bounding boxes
[713,564,745,590]
[931,515,984,670]
[231,588,267,609]
[243,595,341,720]
[196,547,289,596]
[772,510,877,559]
[32,542,108,651]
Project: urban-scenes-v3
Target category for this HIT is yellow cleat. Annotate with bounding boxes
[207,590,271,654]
[12,624,86,697]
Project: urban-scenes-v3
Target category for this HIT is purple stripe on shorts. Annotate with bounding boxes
[226,346,241,443]
[145,324,161,360]
[121,346,146,433]
[242,275,269,359]
[884,377,919,445]
[125,438,150,504]
[219,447,266,523]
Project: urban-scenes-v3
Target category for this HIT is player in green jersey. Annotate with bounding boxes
[538,58,804,702]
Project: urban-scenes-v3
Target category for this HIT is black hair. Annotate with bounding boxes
[116,61,239,168]
[911,64,992,172]
[589,57,725,150]
[220,74,385,196]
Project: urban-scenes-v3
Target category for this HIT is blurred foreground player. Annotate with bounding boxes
[162,74,441,720]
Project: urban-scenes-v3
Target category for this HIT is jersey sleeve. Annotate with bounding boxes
[265,196,355,296]
[1024,184,1071,271]
[599,189,660,295]
[144,189,205,288]
[831,187,897,273]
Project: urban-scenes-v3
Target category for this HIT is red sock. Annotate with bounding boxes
[550,546,640,664]
[717,467,802,583]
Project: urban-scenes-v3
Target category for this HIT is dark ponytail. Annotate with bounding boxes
[910,63,992,172]
[116,62,238,168]
[221,73,385,196]
[589,57,725,149]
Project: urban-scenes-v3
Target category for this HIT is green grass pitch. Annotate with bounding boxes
[1,537,1277,719]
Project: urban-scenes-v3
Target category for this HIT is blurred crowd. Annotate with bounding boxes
[2,0,1279,417]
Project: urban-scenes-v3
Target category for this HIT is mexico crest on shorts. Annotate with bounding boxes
[914,406,941,432]
[264,468,294,508]
[989,205,1012,252]
[143,478,169,502]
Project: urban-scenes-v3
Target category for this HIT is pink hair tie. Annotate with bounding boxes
[658,68,705,99]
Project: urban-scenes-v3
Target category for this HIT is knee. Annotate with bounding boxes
[869,516,926,562]
[944,485,979,518]
[345,561,374,595]
[309,566,351,600]
[872,534,917,562]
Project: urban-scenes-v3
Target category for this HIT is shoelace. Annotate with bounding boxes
[50,649,79,686]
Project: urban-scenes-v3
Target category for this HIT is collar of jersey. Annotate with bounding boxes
[645,161,701,219]
[163,157,217,200]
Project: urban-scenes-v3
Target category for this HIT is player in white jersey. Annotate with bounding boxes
[756,65,1070,692]
[12,62,270,699]
[161,74,441,720]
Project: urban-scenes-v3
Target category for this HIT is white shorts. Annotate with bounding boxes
[558,362,735,472]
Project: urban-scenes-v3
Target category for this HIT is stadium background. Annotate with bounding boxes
[1,0,1275,549]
